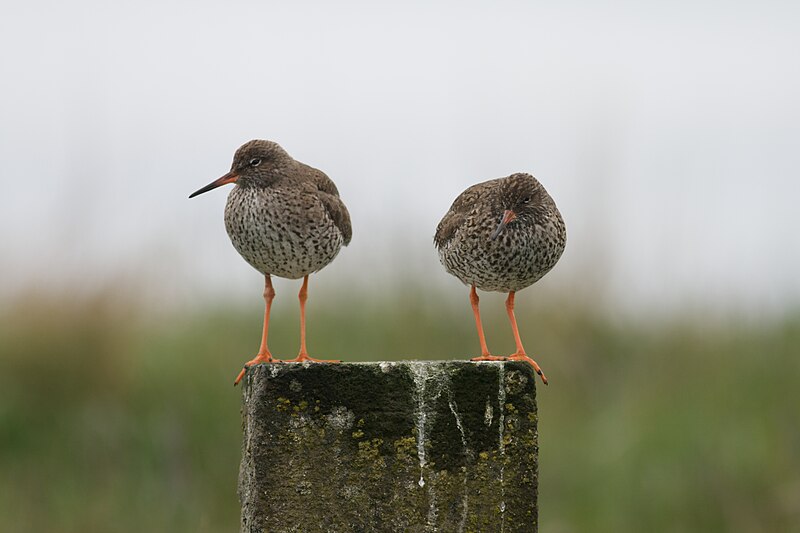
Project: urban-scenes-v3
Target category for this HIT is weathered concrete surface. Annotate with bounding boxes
[239,361,539,533]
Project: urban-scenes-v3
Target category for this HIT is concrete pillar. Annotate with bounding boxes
[239,361,539,532]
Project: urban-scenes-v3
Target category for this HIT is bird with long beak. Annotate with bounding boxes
[434,173,566,384]
[190,140,352,385]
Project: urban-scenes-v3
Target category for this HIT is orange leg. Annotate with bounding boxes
[234,275,279,386]
[284,275,339,363]
[469,285,504,362]
[505,291,548,385]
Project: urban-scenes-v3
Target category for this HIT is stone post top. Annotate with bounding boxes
[243,359,539,380]
[239,359,540,532]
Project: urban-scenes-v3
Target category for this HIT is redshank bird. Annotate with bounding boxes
[190,140,352,385]
[434,173,566,384]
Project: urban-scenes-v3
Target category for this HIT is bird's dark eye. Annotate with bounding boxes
[522,196,531,204]
[250,158,262,167]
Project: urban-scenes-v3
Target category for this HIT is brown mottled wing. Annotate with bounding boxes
[434,181,493,250]
[300,162,352,246]
[434,210,464,250]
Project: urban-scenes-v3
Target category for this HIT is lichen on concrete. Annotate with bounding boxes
[238,360,538,532]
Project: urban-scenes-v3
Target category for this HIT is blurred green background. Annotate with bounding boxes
[3,1,800,531]
[2,287,798,532]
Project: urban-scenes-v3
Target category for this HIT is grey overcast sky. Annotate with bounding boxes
[2,1,799,316]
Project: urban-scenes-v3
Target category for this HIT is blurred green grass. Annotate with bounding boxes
[1,291,798,532]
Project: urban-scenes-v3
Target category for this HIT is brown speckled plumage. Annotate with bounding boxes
[190,139,351,383]
[434,172,566,384]
[435,173,565,291]
[223,140,351,279]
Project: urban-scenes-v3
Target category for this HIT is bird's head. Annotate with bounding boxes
[490,173,545,240]
[189,140,293,198]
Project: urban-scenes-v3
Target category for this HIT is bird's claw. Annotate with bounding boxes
[507,353,548,385]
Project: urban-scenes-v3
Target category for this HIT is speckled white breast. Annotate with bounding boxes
[224,185,344,279]
[439,217,566,293]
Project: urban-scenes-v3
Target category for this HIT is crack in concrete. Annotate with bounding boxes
[448,396,470,533]
[498,364,507,533]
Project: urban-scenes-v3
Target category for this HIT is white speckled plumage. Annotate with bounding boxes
[225,181,346,279]
[433,172,566,384]
[434,173,566,292]
[190,139,351,380]
[208,140,352,280]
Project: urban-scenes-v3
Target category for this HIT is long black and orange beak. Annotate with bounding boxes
[490,209,516,240]
[189,171,239,198]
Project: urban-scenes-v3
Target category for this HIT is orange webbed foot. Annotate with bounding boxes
[282,353,340,364]
[234,353,281,386]
[470,354,508,362]
[507,353,548,385]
